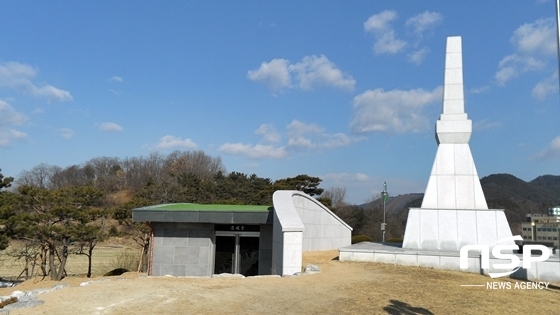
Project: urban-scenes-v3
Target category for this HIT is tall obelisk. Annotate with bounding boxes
[402,36,513,251]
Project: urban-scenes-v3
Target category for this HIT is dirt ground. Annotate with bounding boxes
[0,250,558,315]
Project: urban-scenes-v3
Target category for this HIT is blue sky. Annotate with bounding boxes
[1,1,559,204]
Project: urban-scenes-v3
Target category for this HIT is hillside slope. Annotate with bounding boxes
[357,174,560,237]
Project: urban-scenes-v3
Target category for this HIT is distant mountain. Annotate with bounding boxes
[481,174,560,234]
[359,193,423,214]
[481,174,560,205]
[529,175,560,200]
[358,174,560,236]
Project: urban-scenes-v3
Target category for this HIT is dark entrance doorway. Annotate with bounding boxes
[214,225,260,276]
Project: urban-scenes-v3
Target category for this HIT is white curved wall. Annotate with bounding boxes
[271,190,352,276]
[290,191,352,251]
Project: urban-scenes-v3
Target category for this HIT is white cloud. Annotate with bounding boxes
[288,55,356,91]
[248,55,355,92]
[0,100,28,147]
[373,32,407,55]
[532,72,558,100]
[0,62,72,102]
[108,76,123,83]
[60,128,74,140]
[0,129,27,147]
[99,122,124,132]
[495,18,556,86]
[470,86,490,94]
[512,18,557,55]
[322,173,370,183]
[473,119,502,131]
[364,10,398,32]
[356,173,369,182]
[220,123,289,159]
[495,60,518,85]
[350,86,443,134]
[108,89,122,96]
[535,135,560,159]
[247,59,291,91]
[363,10,441,63]
[321,133,355,149]
[220,120,359,159]
[405,11,443,34]
[219,143,288,159]
[255,123,281,143]
[286,120,323,150]
[32,85,73,103]
[495,54,545,85]
[287,136,313,149]
[287,120,357,151]
[287,120,324,136]
[408,48,430,65]
[0,100,28,126]
[154,135,198,150]
[364,10,407,54]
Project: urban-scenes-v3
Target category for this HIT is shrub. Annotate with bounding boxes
[108,249,140,272]
[104,268,129,276]
[351,234,373,244]
[108,226,120,237]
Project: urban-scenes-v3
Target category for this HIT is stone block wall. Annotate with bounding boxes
[150,222,213,277]
[258,224,273,275]
[402,208,514,251]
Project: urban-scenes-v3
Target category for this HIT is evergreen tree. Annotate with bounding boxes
[6,185,103,280]
[272,174,325,196]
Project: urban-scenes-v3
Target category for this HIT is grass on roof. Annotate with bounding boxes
[135,203,273,212]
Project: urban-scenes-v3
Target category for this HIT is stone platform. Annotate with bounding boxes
[403,208,514,251]
[339,242,560,283]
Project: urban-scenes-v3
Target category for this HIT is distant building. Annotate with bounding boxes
[521,207,560,248]
[549,206,560,216]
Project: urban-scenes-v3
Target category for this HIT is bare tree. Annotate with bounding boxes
[121,153,164,191]
[16,163,55,188]
[163,150,225,181]
[6,240,42,280]
[322,186,347,209]
[49,165,96,188]
[85,157,122,192]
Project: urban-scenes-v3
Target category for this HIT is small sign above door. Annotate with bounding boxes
[215,224,260,232]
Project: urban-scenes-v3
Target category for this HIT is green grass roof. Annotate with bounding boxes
[135,203,273,212]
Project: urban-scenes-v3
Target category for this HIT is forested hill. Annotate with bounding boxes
[357,174,560,237]
[481,174,560,230]
[481,174,560,205]
[5,153,559,240]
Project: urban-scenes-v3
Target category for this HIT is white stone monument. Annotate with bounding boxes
[402,36,513,251]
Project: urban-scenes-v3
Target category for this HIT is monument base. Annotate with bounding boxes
[338,242,560,283]
[402,208,514,251]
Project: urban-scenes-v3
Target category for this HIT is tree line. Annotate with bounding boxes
[0,150,334,281]
[14,151,324,205]
[0,150,404,281]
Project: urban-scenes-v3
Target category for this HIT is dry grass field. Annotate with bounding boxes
[0,240,141,280]
[0,250,558,314]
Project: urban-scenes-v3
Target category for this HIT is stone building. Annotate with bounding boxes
[132,190,352,277]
